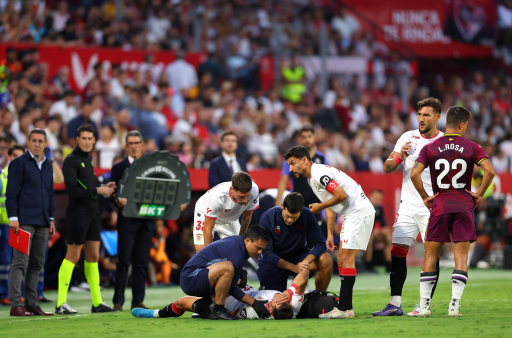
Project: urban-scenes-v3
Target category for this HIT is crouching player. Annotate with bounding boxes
[257,192,332,292]
[149,225,271,320]
[131,269,309,320]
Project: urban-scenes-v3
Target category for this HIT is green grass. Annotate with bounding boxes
[1,267,511,338]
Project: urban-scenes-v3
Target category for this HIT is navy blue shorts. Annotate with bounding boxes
[257,248,311,292]
[180,266,213,297]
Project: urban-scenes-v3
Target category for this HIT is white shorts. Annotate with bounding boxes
[392,208,430,246]
[340,214,375,251]
[193,207,241,245]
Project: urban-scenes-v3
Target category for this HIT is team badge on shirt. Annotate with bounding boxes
[196,233,202,241]
[274,226,281,234]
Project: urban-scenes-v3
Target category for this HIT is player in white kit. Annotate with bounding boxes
[283,145,375,319]
[131,269,309,320]
[193,171,260,252]
[373,97,444,317]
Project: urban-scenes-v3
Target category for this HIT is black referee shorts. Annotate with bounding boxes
[66,212,102,245]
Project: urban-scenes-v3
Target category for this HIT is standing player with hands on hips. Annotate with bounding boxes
[408,106,495,317]
[373,98,444,317]
[283,146,375,319]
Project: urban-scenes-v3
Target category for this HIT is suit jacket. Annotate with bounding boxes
[6,151,54,226]
[208,154,247,188]
[111,157,155,232]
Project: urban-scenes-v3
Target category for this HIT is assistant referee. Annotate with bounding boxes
[55,124,118,314]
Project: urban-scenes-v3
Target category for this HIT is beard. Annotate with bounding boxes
[419,124,432,135]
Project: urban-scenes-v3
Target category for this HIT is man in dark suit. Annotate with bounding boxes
[6,129,55,317]
[208,131,248,188]
[111,131,155,311]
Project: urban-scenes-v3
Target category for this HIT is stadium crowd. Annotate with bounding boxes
[0,0,511,293]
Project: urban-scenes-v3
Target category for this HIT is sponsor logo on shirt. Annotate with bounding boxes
[206,208,212,214]
[319,175,332,188]
[343,239,348,244]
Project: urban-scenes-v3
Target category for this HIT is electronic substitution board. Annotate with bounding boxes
[118,151,191,219]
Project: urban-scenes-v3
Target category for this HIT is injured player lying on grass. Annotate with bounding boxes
[132,269,308,320]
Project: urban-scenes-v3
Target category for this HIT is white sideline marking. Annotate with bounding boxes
[5,314,90,322]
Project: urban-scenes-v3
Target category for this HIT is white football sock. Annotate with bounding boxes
[390,296,401,307]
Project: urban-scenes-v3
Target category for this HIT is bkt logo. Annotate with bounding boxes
[138,205,166,217]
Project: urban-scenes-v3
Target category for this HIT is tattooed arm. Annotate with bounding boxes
[383,142,412,173]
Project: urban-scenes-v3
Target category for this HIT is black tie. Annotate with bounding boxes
[228,159,234,174]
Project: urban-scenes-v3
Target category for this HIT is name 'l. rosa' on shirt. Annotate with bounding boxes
[437,144,464,153]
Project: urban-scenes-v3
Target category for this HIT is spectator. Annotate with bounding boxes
[6,91,27,120]
[164,50,198,96]
[6,129,55,316]
[498,0,512,48]
[48,90,77,124]
[53,1,70,33]
[330,6,361,51]
[312,97,342,133]
[67,100,99,148]
[95,124,120,169]
[146,8,171,44]
[130,93,169,148]
[148,220,172,286]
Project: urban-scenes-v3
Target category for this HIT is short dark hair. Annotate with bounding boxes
[273,303,294,320]
[102,123,116,135]
[28,128,47,142]
[416,97,442,115]
[125,130,144,144]
[63,90,75,97]
[81,99,92,107]
[221,131,237,142]
[8,145,24,156]
[446,106,471,128]
[231,171,252,193]
[299,125,314,135]
[77,124,95,137]
[243,224,270,244]
[371,189,383,195]
[283,193,304,214]
[283,145,311,162]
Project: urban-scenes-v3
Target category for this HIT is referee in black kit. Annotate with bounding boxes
[56,124,119,314]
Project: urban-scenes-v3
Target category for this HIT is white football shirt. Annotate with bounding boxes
[226,285,303,319]
[308,163,375,218]
[393,129,444,212]
[195,182,260,224]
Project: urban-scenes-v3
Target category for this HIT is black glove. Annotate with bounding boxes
[252,300,271,319]
[237,269,248,288]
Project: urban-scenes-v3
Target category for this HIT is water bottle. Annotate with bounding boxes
[408,137,418,155]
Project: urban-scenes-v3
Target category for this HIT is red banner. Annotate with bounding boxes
[0,44,206,92]
[343,0,496,58]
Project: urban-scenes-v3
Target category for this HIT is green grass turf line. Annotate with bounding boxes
[1,268,511,337]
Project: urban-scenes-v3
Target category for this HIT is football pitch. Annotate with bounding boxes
[1,267,511,338]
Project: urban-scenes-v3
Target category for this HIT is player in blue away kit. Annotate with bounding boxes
[257,193,332,292]
[166,225,271,320]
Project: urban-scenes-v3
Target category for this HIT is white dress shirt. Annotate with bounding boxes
[222,152,241,174]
